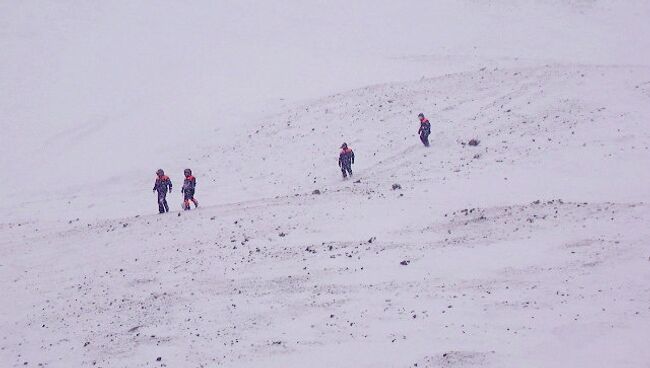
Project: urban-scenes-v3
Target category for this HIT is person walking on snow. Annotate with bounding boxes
[417,113,431,147]
[182,168,199,210]
[338,143,355,179]
[153,169,172,214]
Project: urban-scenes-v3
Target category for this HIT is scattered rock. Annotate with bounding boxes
[368,237,376,244]
[468,139,480,146]
[392,183,402,190]
[400,260,410,266]
[312,189,321,195]
[156,357,162,362]
[279,232,287,237]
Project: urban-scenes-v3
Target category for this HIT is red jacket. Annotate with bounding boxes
[153,175,172,192]
[339,148,355,166]
[182,175,196,192]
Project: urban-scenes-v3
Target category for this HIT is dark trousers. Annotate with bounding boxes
[157,191,169,213]
[420,131,430,147]
[341,164,353,178]
[183,189,199,210]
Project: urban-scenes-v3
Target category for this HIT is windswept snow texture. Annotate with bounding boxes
[1,1,650,367]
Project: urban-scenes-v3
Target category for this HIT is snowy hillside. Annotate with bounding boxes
[1,1,650,367]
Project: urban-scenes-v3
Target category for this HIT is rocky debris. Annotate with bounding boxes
[400,260,410,266]
[278,232,287,237]
[368,237,376,244]
[312,189,321,195]
[128,326,141,333]
[468,139,480,146]
[392,183,402,190]
[432,350,494,366]
[156,357,162,362]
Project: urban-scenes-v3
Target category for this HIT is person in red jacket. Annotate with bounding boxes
[417,113,431,147]
[153,169,172,213]
[181,168,199,210]
[338,143,355,178]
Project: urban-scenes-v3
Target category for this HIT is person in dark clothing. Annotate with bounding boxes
[181,168,199,210]
[338,143,355,178]
[417,113,431,147]
[153,169,172,213]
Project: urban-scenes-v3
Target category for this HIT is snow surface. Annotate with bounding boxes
[1,1,650,367]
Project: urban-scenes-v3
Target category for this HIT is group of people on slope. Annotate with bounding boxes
[152,168,199,214]
[153,113,432,212]
[337,113,432,179]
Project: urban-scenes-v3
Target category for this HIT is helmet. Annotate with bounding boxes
[156,169,164,176]
[418,113,425,118]
[340,142,348,149]
[184,168,192,176]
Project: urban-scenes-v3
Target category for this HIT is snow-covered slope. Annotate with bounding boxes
[2,0,650,223]
[1,1,650,367]
[3,194,649,367]
[225,64,650,202]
